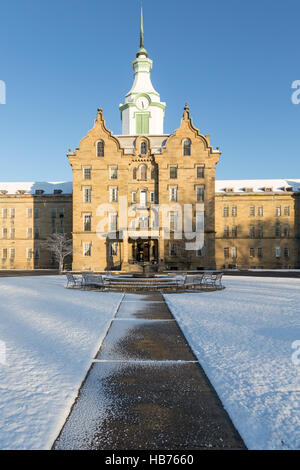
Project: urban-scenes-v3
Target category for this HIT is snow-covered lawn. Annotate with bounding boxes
[165,276,300,450]
[0,275,122,450]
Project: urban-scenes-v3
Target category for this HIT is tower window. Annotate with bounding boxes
[141,141,147,155]
[96,140,104,157]
[133,167,137,179]
[140,165,147,180]
[183,138,191,156]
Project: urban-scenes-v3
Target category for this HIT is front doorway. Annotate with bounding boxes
[130,239,158,264]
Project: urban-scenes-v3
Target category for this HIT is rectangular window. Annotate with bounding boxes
[34,227,40,239]
[283,225,290,237]
[83,187,92,203]
[169,243,177,257]
[109,213,118,231]
[223,226,229,237]
[231,246,237,258]
[27,227,32,238]
[258,247,263,258]
[83,214,92,232]
[136,113,149,134]
[231,206,237,217]
[275,224,281,237]
[83,167,91,180]
[2,228,7,239]
[257,226,263,238]
[2,248,7,259]
[109,166,118,179]
[250,247,255,258]
[10,228,15,239]
[34,208,40,219]
[26,248,32,260]
[170,166,177,179]
[109,187,118,203]
[276,206,281,217]
[34,248,40,260]
[197,165,205,179]
[223,206,229,217]
[27,208,32,218]
[257,206,263,217]
[284,246,289,258]
[284,206,290,216]
[232,226,237,238]
[169,187,177,202]
[196,186,205,202]
[132,192,137,203]
[275,247,281,258]
[58,207,64,218]
[169,212,178,232]
[9,248,15,259]
[249,225,255,238]
[1,208,7,218]
[249,206,255,217]
[197,247,205,257]
[10,208,15,218]
[51,208,57,219]
[224,247,229,258]
[83,242,92,257]
[110,242,118,257]
[139,216,149,229]
[150,192,155,203]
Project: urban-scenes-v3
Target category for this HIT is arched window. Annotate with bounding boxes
[183,138,191,156]
[133,167,137,180]
[140,165,147,180]
[97,140,104,157]
[141,141,147,155]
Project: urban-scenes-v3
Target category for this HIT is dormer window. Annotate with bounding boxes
[141,141,147,155]
[35,189,44,195]
[263,187,273,192]
[224,187,234,193]
[96,140,104,157]
[54,189,62,195]
[183,138,191,156]
[244,187,253,193]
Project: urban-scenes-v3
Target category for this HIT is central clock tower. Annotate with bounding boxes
[119,7,166,135]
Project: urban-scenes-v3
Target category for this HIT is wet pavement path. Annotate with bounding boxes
[53,292,246,450]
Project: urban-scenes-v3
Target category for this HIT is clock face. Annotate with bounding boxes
[136,96,149,110]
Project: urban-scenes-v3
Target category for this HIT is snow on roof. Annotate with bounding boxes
[0,182,73,195]
[215,179,300,193]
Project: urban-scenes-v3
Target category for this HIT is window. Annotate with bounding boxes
[275,247,281,258]
[2,228,7,239]
[197,247,205,257]
[34,208,40,219]
[26,248,32,260]
[140,189,147,206]
[223,226,229,237]
[170,166,177,179]
[109,166,118,179]
[83,187,92,203]
[96,140,104,157]
[27,208,32,218]
[140,141,147,155]
[249,206,255,217]
[83,214,91,232]
[231,247,237,258]
[183,138,191,156]
[58,208,64,218]
[257,206,263,217]
[258,247,263,258]
[197,165,205,178]
[34,248,40,260]
[110,242,118,257]
[223,206,229,217]
[83,242,92,257]
[109,213,118,231]
[132,192,137,203]
[283,225,290,237]
[284,206,290,216]
[51,208,57,219]
[276,206,281,217]
[1,208,7,218]
[139,216,149,229]
[83,167,91,180]
[224,247,229,258]
[150,192,155,203]
[169,243,177,257]
[27,227,32,239]
[196,186,205,202]
[151,168,155,179]
[10,208,15,218]
[2,248,7,260]
[275,224,281,237]
[249,225,255,238]
[232,226,237,238]
[10,228,15,239]
[169,187,177,202]
[232,206,237,217]
[133,167,137,180]
[250,248,255,258]
[140,165,147,180]
[257,225,263,238]
[34,227,40,239]
[9,248,15,260]
[170,212,178,232]
[284,246,290,258]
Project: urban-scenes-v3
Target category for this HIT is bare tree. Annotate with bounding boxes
[43,233,73,273]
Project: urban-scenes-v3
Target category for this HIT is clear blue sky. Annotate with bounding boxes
[0,0,300,182]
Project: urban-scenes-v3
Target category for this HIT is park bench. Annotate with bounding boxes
[82,272,105,290]
[65,272,83,288]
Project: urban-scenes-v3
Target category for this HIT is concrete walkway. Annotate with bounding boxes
[53,292,246,450]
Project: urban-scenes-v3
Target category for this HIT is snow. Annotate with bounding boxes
[0,182,72,195]
[215,178,300,193]
[165,276,300,450]
[0,275,122,450]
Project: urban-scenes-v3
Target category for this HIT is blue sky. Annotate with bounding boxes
[0,0,300,181]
